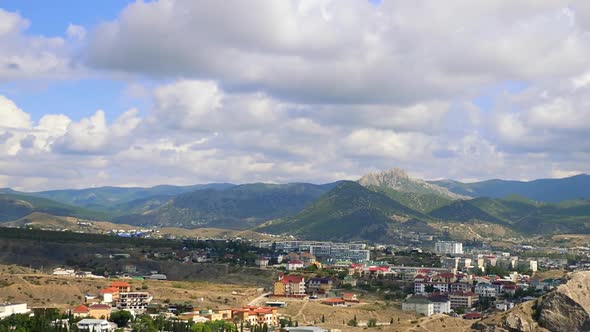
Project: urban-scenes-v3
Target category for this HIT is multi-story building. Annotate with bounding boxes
[414,282,449,294]
[0,303,29,319]
[429,295,451,314]
[273,274,306,297]
[307,278,333,294]
[402,297,434,317]
[434,242,463,255]
[475,283,497,298]
[117,292,153,312]
[448,292,478,309]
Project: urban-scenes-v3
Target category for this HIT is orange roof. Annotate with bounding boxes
[100,287,119,294]
[110,281,131,287]
[73,304,89,313]
[321,298,346,303]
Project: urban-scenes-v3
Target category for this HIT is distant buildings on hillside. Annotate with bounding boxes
[434,241,464,255]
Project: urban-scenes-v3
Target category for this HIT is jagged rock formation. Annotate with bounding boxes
[535,272,590,331]
[358,168,470,200]
[475,271,590,332]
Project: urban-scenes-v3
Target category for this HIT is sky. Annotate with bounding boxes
[1,1,590,191]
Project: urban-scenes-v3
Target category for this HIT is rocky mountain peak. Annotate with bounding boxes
[358,168,469,200]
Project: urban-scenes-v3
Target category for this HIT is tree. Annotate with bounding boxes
[109,310,133,328]
[368,318,377,327]
[424,284,435,293]
[390,318,394,325]
[321,314,325,323]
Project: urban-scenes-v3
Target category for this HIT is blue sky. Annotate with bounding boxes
[0,1,589,190]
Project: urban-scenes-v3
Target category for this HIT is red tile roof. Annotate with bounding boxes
[464,312,482,319]
[110,281,131,287]
[73,304,89,313]
[100,287,119,294]
[321,298,346,304]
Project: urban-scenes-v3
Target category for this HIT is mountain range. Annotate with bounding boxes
[1,169,590,241]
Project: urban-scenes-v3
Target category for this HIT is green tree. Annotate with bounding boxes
[109,310,133,328]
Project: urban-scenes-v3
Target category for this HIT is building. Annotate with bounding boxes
[448,292,479,309]
[429,295,451,314]
[110,281,131,293]
[273,274,306,297]
[287,260,304,271]
[307,278,333,294]
[89,304,111,319]
[342,293,359,302]
[434,241,463,255]
[414,282,449,294]
[475,283,497,298]
[72,304,90,318]
[118,292,153,312]
[100,287,119,303]
[0,303,29,319]
[402,297,434,317]
[255,256,269,268]
[321,298,346,306]
[232,306,278,327]
[76,319,117,332]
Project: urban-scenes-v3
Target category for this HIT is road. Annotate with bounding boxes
[248,292,271,306]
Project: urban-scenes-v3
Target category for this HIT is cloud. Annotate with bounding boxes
[66,24,86,40]
[0,9,75,82]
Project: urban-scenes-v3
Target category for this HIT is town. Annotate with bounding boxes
[0,228,585,331]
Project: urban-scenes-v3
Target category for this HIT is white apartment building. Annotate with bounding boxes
[434,241,464,255]
[0,303,29,319]
[402,297,434,317]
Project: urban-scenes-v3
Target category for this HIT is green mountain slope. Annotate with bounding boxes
[367,185,453,213]
[27,183,234,210]
[0,193,110,222]
[258,181,431,241]
[114,182,340,229]
[431,174,590,202]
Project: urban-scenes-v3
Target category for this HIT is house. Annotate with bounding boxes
[72,304,90,318]
[232,306,278,327]
[450,281,472,293]
[177,312,208,322]
[342,293,359,302]
[110,281,131,293]
[100,287,120,303]
[321,298,346,306]
[342,275,357,287]
[76,319,117,332]
[287,260,304,271]
[463,312,482,320]
[449,292,479,309]
[402,297,434,317]
[255,256,270,268]
[273,274,305,297]
[307,278,333,294]
[88,304,111,319]
[0,303,30,319]
[428,294,451,314]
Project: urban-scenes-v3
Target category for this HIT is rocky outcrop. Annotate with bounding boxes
[535,272,590,331]
[358,168,469,200]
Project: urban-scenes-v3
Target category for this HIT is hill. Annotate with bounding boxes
[358,168,468,200]
[114,182,340,229]
[23,183,234,211]
[257,181,431,242]
[0,193,110,222]
[431,174,590,202]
